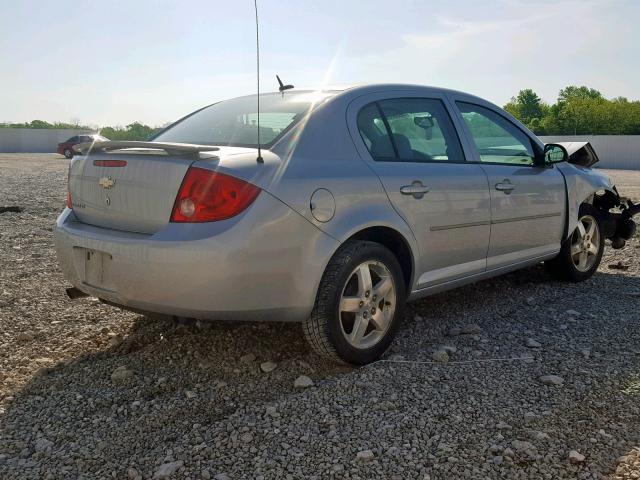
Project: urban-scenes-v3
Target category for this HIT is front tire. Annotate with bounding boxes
[546,204,605,282]
[63,148,73,159]
[303,240,406,365]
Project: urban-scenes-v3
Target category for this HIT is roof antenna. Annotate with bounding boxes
[254,0,264,164]
[276,74,294,96]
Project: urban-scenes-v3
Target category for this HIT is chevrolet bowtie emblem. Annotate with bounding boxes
[99,176,115,189]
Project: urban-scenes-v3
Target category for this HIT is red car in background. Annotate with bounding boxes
[57,134,108,158]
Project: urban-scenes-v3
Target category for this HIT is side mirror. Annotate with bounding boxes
[542,143,568,165]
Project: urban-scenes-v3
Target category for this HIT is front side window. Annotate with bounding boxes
[457,102,535,166]
[357,98,464,163]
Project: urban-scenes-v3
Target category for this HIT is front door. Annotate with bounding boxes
[454,101,565,269]
[354,96,491,288]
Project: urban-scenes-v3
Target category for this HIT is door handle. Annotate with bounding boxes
[495,180,515,194]
[400,181,429,199]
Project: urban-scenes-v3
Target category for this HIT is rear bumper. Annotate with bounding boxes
[54,193,339,322]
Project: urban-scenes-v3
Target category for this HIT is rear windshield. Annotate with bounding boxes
[154,91,335,147]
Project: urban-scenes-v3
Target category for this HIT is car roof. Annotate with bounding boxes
[253,83,493,108]
[337,83,490,103]
[231,83,481,98]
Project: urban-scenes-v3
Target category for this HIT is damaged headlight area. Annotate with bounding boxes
[593,188,639,249]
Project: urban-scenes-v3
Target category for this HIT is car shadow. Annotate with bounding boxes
[0,310,354,470]
[392,263,640,359]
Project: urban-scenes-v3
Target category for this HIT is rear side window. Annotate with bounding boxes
[456,102,535,165]
[356,104,395,160]
[357,98,465,163]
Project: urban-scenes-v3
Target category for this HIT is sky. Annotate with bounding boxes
[1,0,638,127]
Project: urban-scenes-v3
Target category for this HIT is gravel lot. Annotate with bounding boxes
[1,153,640,479]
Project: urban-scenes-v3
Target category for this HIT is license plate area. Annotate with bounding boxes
[77,248,116,291]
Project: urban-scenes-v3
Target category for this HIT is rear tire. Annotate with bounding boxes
[546,203,605,282]
[303,240,406,365]
[63,148,73,159]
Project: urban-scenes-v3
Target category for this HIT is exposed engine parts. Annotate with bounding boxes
[594,189,639,249]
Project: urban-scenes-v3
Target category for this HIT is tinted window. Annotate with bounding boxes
[154,91,334,147]
[379,98,464,162]
[67,136,78,142]
[357,98,464,163]
[457,102,535,165]
[356,103,395,160]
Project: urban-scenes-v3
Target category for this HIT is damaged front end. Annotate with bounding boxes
[553,141,639,250]
[593,189,639,249]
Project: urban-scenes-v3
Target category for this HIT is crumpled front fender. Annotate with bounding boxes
[557,163,618,239]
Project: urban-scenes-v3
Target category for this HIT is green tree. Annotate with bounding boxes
[99,122,162,141]
[0,120,160,138]
[551,86,605,134]
[515,89,544,125]
[503,101,519,119]
[558,85,603,103]
[527,117,546,135]
[503,85,640,135]
[503,89,547,133]
[29,120,54,129]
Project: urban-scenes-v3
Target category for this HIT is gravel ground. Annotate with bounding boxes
[1,153,640,479]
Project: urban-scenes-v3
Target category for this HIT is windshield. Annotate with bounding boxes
[154,91,335,147]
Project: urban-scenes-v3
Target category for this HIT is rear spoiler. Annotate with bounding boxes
[73,141,219,157]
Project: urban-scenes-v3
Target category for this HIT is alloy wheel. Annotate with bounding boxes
[338,260,396,349]
[570,214,600,272]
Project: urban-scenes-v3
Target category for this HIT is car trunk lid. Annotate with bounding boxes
[69,142,220,234]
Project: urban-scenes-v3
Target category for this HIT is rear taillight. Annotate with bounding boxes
[170,167,261,223]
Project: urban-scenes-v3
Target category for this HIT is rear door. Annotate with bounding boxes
[350,92,491,289]
[452,100,565,269]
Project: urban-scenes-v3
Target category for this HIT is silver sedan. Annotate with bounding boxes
[54,84,638,364]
